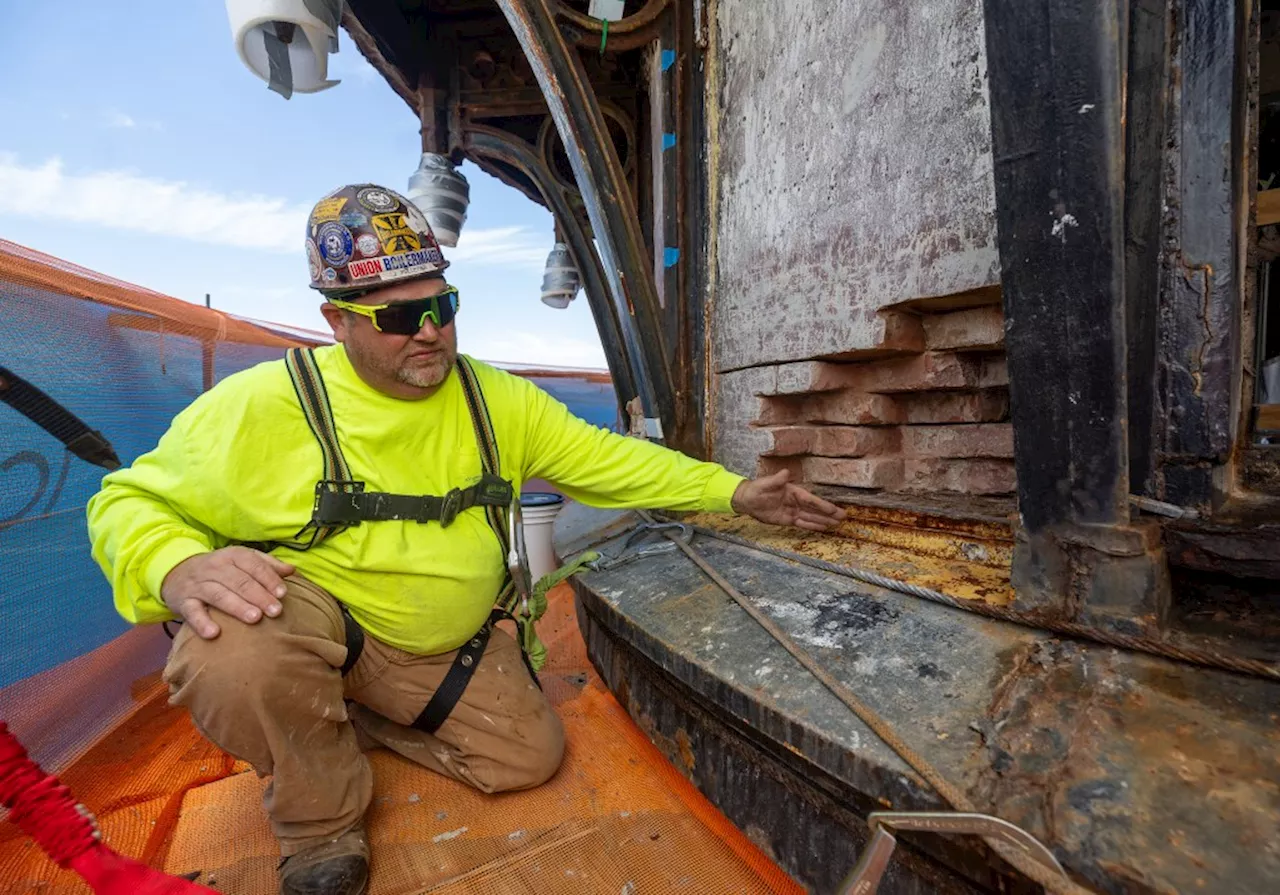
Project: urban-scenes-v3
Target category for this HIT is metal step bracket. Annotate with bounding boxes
[839,811,1067,894]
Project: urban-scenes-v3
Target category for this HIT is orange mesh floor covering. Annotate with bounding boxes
[1,585,802,895]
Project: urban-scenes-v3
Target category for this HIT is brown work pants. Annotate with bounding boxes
[162,575,564,856]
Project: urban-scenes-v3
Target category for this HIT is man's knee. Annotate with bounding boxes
[494,702,566,792]
[164,579,347,700]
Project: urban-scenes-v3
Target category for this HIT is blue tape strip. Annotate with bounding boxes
[661,49,676,71]
[663,247,680,268]
[662,132,677,150]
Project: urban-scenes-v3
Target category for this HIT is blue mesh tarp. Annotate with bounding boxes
[0,247,618,692]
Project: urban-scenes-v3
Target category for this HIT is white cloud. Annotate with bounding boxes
[0,154,547,266]
[450,226,549,271]
[0,153,305,252]
[104,110,162,131]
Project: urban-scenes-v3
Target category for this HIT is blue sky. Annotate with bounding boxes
[0,0,607,367]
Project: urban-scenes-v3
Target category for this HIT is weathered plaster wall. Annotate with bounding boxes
[711,0,1003,486]
[713,0,999,372]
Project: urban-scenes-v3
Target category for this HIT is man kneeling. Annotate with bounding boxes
[87,183,844,895]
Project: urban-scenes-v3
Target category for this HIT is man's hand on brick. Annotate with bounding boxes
[730,469,846,532]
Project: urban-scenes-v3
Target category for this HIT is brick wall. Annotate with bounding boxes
[751,303,1014,496]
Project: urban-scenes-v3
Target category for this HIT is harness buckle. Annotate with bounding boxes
[313,480,365,525]
[439,487,464,527]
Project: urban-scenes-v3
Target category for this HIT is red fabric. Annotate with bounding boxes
[69,844,218,894]
[0,723,215,894]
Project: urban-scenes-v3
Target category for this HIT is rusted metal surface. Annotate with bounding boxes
[557,505,1280,895]
[967,640,1280,893]
[1239,446,1280,494]
[1169,568,1280,657]
[1154,0,1244,508]
[1165,519,1280,579]
[679,506,1014,607]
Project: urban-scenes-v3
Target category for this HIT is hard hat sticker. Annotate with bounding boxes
[348,247,444,281]
[371,213,422,255]
[306,239,322,282]
[309,197,347,227]
[356,188,399,213]
[317,222,354,267]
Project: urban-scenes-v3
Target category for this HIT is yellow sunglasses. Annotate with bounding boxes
[328,286,460,335]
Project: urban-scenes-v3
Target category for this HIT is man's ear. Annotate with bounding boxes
[319,303,348,342]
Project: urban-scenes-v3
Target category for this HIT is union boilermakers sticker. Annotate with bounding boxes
[347,246,444,281]
[356,187,399,214]
[317,222,353,267]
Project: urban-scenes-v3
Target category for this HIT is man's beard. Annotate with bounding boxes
[345,337,455,391]
[395,351,454,388]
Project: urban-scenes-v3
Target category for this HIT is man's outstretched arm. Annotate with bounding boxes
[520,382,844,530]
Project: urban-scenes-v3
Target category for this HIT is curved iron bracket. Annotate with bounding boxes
[494,0,676,439]
[465,124,640,409]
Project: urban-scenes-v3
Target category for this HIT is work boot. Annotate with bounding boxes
[278,823,369,895]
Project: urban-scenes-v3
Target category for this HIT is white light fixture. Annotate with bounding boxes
[588,0,626,22]
[225,0,343,98]
[407,153,471,248]
[540,242,581,309]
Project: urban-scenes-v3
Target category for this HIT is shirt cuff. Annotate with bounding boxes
[701,468,747,514]
[142,537,210,604]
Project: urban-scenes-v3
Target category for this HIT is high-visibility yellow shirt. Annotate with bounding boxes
[86,345,744,655]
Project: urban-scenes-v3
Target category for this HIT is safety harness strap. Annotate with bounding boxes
[311,474,513,527]
[281,348,540,726]
[284,348,353,547]
[455,355,521,618]
[281,349,516,549]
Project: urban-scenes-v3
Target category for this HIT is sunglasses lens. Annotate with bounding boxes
[374,302,429,335]
[437,290,459,326]
[372,290,458,334]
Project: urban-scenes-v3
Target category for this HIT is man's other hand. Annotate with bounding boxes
[730,469,846,531]
[161,547,295,639]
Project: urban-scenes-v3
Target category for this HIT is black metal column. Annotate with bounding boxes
[1156,0,1243,508]
[982,0,1170,630]
[1124,0,1172,497]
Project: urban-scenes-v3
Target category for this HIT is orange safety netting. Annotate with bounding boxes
[0,239,331,351]
[0,583,802,895]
